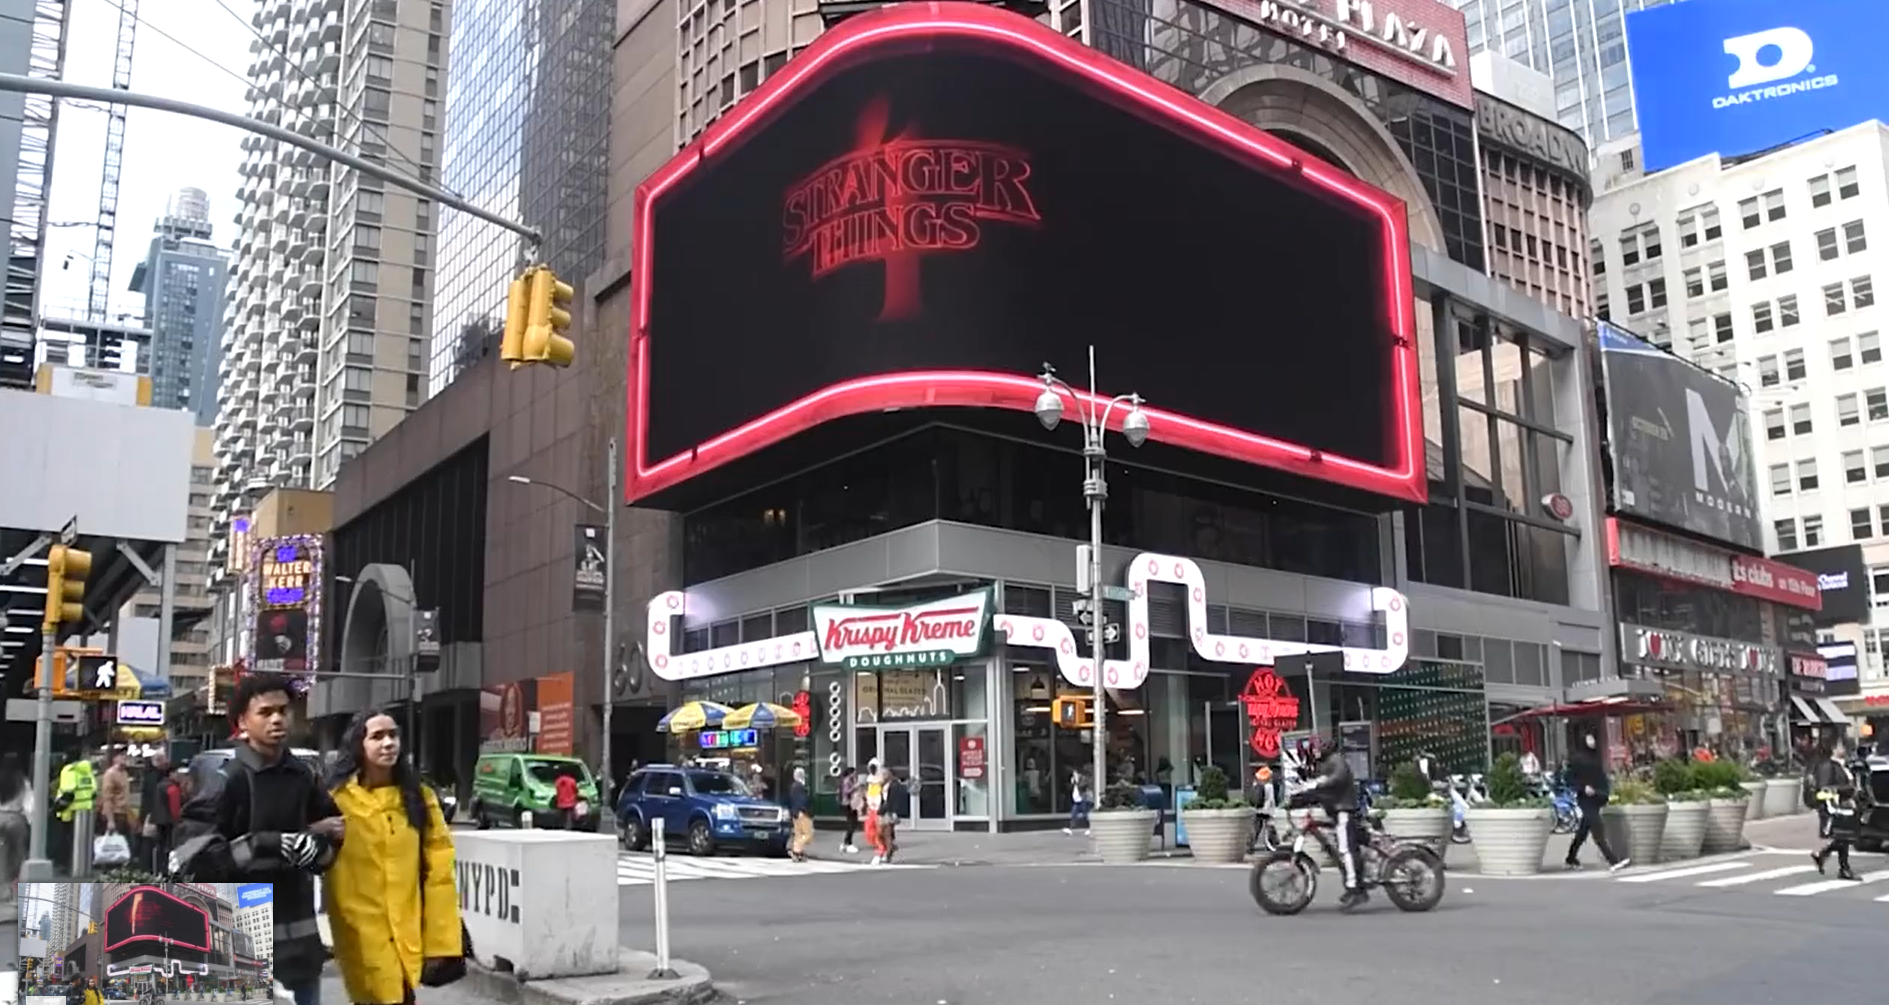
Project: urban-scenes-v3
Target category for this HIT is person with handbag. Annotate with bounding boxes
[1811,739,1863,881]
[323,707,465,1004]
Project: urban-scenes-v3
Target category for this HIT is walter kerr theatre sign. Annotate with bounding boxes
[812,591,992,670]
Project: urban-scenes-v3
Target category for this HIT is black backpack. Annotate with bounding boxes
[1802,765,1820,810]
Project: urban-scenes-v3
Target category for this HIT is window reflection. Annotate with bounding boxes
[1614,570,1767,643]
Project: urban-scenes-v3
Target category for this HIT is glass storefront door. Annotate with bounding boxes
[879,725,951,829]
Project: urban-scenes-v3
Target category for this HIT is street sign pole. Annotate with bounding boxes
[23,515,78,880]
[600,437,619,825]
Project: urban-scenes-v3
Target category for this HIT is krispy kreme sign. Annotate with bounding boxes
[812,590,992,669]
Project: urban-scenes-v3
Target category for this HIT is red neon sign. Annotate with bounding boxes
[1241,668,1300,759]
[626,4,1424,507]
[104,885,211,953]
[791,690,812,737]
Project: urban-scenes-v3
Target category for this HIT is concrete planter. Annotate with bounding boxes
[1463,806,1552,876]
[1180,807,1252,864]
[1378,807,1453,846]
[1603,803,1669,865]
[1764,778,1800,818]
[1091,809,1157,863]
[1740,781,1768,819]
[1660,799,1710,860]
[1702,797,1750,854]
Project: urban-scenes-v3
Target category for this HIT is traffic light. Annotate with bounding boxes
[522,267,575,367]
[499,271,532,366]
[43,543,91,630]
[1051,695,1091,729]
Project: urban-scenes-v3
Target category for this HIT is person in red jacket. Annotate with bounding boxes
[553,773,579,829]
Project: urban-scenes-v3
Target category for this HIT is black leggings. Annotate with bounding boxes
[1567,799,1620,866]
[1818,806,1853,871]
[842,809,860,846]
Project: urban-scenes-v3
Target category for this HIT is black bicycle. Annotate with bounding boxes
[1249,803,1445,915]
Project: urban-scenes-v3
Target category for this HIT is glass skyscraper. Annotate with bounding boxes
[428,0,613,394]
[1451,0,1685,149]
[129,187,229,425]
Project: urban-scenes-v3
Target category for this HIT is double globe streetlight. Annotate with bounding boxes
[1031,353,1150,804]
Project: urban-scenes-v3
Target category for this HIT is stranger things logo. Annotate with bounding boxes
[781,96,1040,321]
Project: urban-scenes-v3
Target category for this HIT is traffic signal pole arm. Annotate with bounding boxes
[0,73,543,252]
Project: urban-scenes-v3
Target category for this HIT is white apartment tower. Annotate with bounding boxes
[211,0,446,574]
[1589,122,1889,660]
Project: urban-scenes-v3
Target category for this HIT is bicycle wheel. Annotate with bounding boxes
[1552,806,1578,835]
[1379,845,1445,913]
[1250,851,1319,916]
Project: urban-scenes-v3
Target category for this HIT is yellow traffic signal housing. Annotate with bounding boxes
[522,268,575,367]
[1052,695,1092,729]
[499,272,532,367]
[43,543,91,630]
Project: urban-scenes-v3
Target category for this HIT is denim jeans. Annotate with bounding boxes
[1069,800,1092,828]
[285,979,320,1005]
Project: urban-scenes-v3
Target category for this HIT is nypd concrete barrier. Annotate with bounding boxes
[454,830,619,980]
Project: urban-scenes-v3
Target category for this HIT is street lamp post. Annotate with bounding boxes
[1032,346,1151,806]
[507,436,619,824]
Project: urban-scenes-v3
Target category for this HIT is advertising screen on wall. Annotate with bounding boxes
[629,4,1422,507]
[105,886,211,953]
[1776,543,1871,625]
[1598,323,1761,550]
[1626,0,1884,171]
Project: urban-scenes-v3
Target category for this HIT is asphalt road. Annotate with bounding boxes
[615,859,1884,1004]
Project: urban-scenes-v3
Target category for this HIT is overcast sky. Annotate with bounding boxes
[39,0,253,322]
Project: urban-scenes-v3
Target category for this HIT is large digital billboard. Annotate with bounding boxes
[1775,544,1871,626]
[1626,0,1884,171]
[628,3,1423,506]
[1599,322,1761,550]
[105,886,211,953]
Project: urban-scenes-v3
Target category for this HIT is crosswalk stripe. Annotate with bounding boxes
[1696,865,1819,887]
[1617,861,1751,883]
[1774,869,1889,896]
[1876,893,1889,902]
[614,853,927,885]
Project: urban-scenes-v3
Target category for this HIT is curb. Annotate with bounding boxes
[457,948,715,1005]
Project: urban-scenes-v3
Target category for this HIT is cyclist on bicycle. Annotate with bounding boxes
[1293,737,1367,910]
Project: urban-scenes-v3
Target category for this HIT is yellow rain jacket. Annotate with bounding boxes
[324,778,460,1005]
[56,761,96,822]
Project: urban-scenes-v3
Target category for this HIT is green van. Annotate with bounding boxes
[468,752,600,830]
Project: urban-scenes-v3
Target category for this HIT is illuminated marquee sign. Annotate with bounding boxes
[791,690,813,738]
[811,591,992,670]
[261,544,316,606]
[648,552,1409,688]
[116,701,165,727]
[1241,669,1301,758]
[249,535,323,689]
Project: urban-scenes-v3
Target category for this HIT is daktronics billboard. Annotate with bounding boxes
[1599,322,1762,551]
[105,886,211,953]
[627,3,1423,505]
[1626,0,1883,171]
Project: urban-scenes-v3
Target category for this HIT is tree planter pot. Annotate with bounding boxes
[1660,800,1710,860]
[1091,809,1157,863]
[1702,797,1749,854]
[1180,807,1252,864]
[1463,806,1553,876]
[1603,803,1668,865]
[1764,778,1801,818]
[1378,807,1452,848]
[1740,781,1768,820]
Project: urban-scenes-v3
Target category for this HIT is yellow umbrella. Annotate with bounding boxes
[722,702,803,730]
[657,700,732,733]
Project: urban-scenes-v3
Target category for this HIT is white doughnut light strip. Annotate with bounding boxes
[646,552,1408,686]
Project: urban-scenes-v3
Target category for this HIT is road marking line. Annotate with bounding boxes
[1774,869,1889,896]
[1875,893,1889,902]
[1696,864,1819,887]
[1617,861,1751,883]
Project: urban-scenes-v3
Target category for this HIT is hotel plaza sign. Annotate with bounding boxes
[1221,0,1459,74]
[811,591,993,670]
[645,552,1410,688]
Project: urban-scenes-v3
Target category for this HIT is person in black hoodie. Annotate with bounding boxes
[1564,730,1629,872]
[173,673,344,1005]
[1810,739,1861,881]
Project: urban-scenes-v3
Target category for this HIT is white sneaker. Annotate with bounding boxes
[871,854,883,865]
[844,844,858,854]
[1083,829,1092,836]
[1062,827,1073,835]
[1609,857,1632,873]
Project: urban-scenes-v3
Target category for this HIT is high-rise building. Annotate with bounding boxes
[0,0,70,389]
[118,427,218,691]
[130,187,230,424]
[427,0,612,393]
[1451,0,1687,150]
[211,0,449,578]
[233,899,272,962]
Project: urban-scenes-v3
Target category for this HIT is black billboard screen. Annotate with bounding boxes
[628,4,1422,505]
[1600,322,1762,550]
[105,886,210,952]
[1778,544,1871,626]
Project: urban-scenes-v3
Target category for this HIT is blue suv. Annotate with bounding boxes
[616,764,790,856]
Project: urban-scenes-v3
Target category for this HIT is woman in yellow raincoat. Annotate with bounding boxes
[323,708,464,1004]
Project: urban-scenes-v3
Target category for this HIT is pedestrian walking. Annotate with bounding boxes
[0,752,30,893]
[787,766,813,862]
[173,672,344,1005]
[837,766,862,854]
[98,750,133,845]
[863,761,887,862]
[551,771,579,830]
[1564,731,1629,872]
[323,708,466,1005]
[876,769,908,864]
[1810,739,1862,881]
[138,752,171,863]
[1063,769,1091,835]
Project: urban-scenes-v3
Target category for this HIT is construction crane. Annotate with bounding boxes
[86,0,137,322]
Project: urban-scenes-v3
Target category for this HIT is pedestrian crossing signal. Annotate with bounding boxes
[1052,696,1090,728]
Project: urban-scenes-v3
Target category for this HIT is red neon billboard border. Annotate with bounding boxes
[103,885,212,954]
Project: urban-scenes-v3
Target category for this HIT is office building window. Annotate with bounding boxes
[1804,514,1825,547]
[1839,393,1861,426]
[1846,450,1867,483]
[1797,458,1819,491]
[1776,518,1799,551]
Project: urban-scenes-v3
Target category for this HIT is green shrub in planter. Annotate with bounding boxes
[1691,760,1748,798]
[1485,752,1547,808]
[1098,780,1146,811]
[1377,761,1444,809]
[1609,778,1663,806]
[1187,764,1248,810]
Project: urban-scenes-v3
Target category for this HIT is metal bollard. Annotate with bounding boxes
[647,817,677,980]
[71,809,95,876]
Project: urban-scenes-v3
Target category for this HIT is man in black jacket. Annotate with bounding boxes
[138,751,172,873]
[174,673,343,1005]
[1297,740,1367,910]
[1564,731,1629,872]
[1810,740,1861,881]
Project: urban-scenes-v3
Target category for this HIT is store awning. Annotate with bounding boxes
[1790,696,1822,723]
[1814,698,1850,726]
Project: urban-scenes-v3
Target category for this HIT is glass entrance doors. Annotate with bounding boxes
[878,725,951,830]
